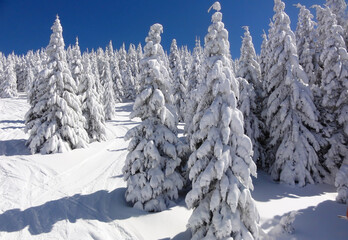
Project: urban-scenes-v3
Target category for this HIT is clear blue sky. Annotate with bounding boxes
[0,0,325,59]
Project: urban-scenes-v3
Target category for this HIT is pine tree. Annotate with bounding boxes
[315,5,348,182]
[326,0,348,48]
[69,37,84,97]
[188,38,203,94]
[264,0,327,186]
[90,50,104,104]
[295,4,321,100]
[80,56,107,142]
[259,31,269,100]
[182,46,192,83]
[14,56,27,92]
[127,43,139,83]
[106,43,123,102]
[335,160,348,203]
[185,3,259,239]
[0,59,18,98]
[122,24,184,212]
[127,44,140,97]
[100,53,116,120]
[184,38,203,128]
[107,40,114,59]
[119,43,134,100]
[236,27,264,164]
[237,26,261,93]
[25,16,89,154]
[169,39,186,122]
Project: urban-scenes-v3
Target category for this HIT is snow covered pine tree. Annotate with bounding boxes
[79,56,107,142]
[0,59,18,98]
[185,2,259,239]
[169,39,186,122]
[25,16,89,154]
[236,26,264,165]
[315,5,348,200]
[264,0,327,186]
[122,23,185,212]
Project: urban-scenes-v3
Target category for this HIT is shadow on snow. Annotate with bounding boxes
[0,139,30,156]
[0,188,147,235]
[262,200,348,240]
[251,171,336,202]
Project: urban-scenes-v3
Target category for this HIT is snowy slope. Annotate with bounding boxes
[0,96,347,240]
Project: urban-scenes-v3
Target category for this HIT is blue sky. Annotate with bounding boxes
[0,0,325,58]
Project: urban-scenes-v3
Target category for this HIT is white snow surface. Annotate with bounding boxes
[0,95,347,240]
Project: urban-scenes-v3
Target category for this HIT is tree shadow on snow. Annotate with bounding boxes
[0,120,25,125]
[0,187,147,235]
[262,200,348,240]
[0,139,30,156]
[115,103,133,112]
[251,171,336,202]
[0,120,25,131]
[108,119,140,127]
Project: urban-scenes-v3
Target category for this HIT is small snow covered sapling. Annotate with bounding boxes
[122,23,185,212]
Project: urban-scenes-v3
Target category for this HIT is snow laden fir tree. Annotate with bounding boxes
[122,24,185,212]
[169,39,186,122]
[236,26,264,165]
[315,5,348,183]
[25,16,89,154]
[264,0,327,186]
[79,56,107,142]
[185,2,259,239]
[0,60,18,98]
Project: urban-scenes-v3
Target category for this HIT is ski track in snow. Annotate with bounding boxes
[0,96,347,240]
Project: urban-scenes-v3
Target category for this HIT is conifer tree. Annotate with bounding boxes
[127,44,139,79]
[100,55,116,120]
[295,4,321,99]
[69,38,84,97]
[315,5,348,182]
[137,43,143,67]
[169,39,186,122]
[336,160,348,203]
[122,24,184,212]
[0,59,18,98]
[119,43,135,100]
[107,40,114,59]
[105,42,123,102]
[187,38,203,94]
[14,56,27,92]
[237,26,261,92]
[237,26,264,164]
[184,38,203,127]
[182,46,192,83]
[90,50,104,104]
[127,44,140,97]
[185,3,259,239]
[259,31,269,95]
[80,56,107,142]
[264,0,327,186]
[25,16,89,154]
[326,0,348,48]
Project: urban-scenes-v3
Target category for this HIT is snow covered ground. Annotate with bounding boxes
[0,95,347,240]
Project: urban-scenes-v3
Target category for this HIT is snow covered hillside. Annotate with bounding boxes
[0,96,347,240]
